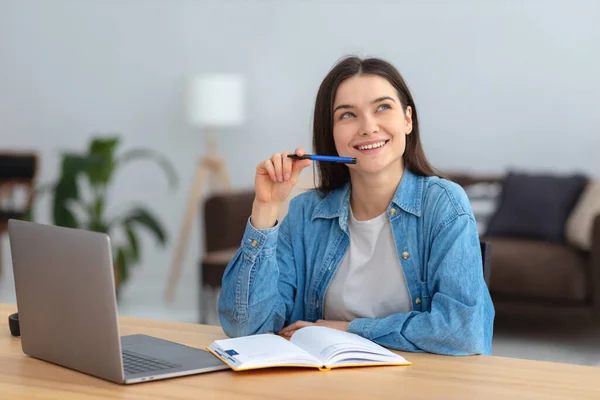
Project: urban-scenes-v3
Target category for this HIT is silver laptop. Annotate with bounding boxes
[8,219,228,384]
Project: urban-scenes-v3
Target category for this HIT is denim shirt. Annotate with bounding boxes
[218,168,495,355]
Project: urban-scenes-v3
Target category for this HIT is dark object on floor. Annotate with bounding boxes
[8,312,20,337]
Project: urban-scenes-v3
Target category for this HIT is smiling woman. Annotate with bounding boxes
[313,57,443,198]
[218,56,495,357]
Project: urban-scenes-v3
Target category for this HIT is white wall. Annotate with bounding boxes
[1,0,599,305]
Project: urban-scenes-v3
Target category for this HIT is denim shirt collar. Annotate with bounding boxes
[311,168,424,230]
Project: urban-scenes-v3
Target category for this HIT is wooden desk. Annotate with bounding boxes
[1,304,598,399]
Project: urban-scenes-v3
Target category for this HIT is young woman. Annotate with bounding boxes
[218,56,494,355]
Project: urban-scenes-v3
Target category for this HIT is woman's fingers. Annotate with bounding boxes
[281,330,299,338]
[278,320,304,334]
[282,150,292,181]
[259,147,310,184]
[291,160,311,183]
[261,159,276,182]
[272,153,283,182]
[278,320,313,335]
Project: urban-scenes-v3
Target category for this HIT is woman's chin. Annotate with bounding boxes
[352,161,388,175]
[351,157,403,176]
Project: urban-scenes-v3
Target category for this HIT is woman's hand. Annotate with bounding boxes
[251,147,312,229]
[278,320,350,338]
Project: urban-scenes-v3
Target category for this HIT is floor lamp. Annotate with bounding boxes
[164,73,245,303]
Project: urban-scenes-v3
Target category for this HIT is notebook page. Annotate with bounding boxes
[211,333,320,369]
[290,326,406,365]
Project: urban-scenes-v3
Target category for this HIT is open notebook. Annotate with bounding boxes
[207,326,411,371]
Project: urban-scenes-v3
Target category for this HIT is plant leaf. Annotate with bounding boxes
[54,178,78,205]
[117,148,178,189]
[87,219,109,233]
[60,153,90,182]
[24,207,34,222]
[116,246,128,284]
[93,196,105,221]
[55,153,88,201]
[85,137,120,186]
[90,136,119,155]
[124,221,140,263]
[53,198,78,228]
[123,207,167,245]
[52,153,89,227]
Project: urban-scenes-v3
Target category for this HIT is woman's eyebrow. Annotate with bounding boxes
[333,103,353,113]
[372,96,396,104]
[333,96,396,113]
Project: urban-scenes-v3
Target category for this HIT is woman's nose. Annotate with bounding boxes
[359,115,379,136]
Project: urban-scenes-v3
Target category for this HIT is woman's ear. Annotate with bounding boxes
[404,106,413,135]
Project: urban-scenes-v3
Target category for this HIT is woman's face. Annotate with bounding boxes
[332,74,412,175]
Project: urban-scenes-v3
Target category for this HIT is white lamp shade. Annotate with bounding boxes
[186,74,245,127]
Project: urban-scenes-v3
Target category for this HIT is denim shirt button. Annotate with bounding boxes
[250,239,258,248]
[415,297,421,305]
[390,208,397,216]
[401,251,409,259]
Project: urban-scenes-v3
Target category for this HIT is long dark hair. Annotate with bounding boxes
[312,56,443,194]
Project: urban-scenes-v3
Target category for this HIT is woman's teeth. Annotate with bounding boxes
[357,141,386,150]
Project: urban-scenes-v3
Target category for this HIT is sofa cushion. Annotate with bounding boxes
[463,182,502,235]
[485,171,587,242]
[565,180,600,251]
[484,237,590,303]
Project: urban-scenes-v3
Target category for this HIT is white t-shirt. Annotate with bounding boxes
[323,208,413,321]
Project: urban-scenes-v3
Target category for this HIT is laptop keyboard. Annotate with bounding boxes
[122,350,181,375]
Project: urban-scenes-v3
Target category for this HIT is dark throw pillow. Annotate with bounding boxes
[485,171,588,242]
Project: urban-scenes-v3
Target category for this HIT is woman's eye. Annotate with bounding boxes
[340,112,356,119]
[377,104,391,112]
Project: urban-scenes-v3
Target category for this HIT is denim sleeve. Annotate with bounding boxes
[347,213,491,355]
[218,216,296,337]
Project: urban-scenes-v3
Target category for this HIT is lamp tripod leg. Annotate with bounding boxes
[164,163,209,303]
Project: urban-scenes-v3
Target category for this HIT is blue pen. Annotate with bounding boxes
[287,154,356,164]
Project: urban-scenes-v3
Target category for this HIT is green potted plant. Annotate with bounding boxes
[36,136,177,291]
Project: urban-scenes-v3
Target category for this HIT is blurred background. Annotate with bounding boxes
[1,0,599,367]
